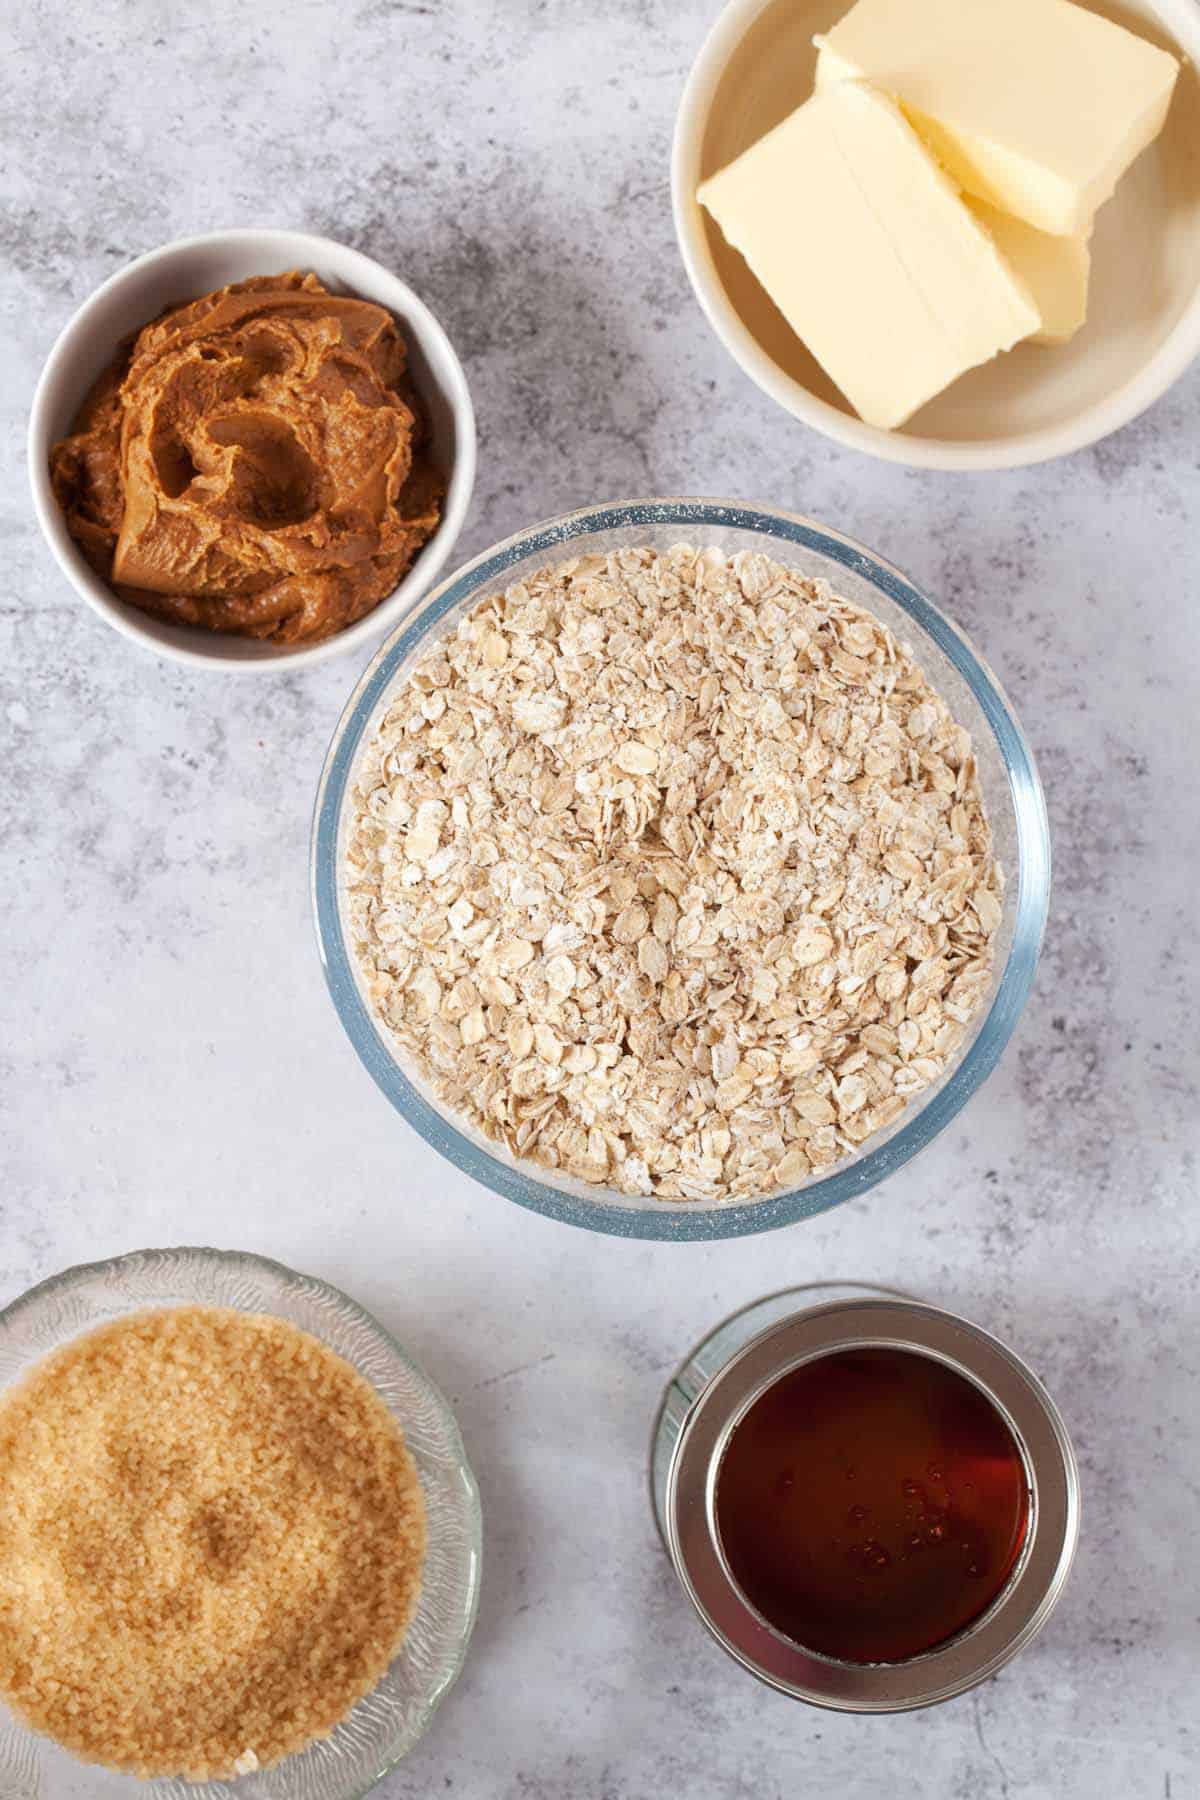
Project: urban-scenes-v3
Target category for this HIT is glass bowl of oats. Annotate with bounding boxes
[0,1247,481,1797]
[313,499,1049,1240]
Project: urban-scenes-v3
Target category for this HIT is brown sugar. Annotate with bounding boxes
[0,1306,427,1780]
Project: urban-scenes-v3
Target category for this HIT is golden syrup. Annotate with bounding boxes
[715,1345,1029,1664]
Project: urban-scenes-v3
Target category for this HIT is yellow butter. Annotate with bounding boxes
[969,202,1091,345]
[697,82,1041,431]
[814,0,1179,238]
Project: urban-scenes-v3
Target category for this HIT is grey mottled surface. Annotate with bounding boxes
[2,1,1199,1796]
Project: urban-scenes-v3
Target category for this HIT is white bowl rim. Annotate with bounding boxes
[27,227,477,672]
[671,0,1200,472]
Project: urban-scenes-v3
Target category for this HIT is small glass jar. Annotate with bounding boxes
[651,1284,1079,1712]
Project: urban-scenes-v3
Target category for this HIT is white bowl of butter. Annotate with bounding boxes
[673,0,1200,469]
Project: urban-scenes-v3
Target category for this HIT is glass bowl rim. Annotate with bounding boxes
[0,1244,483,1799]
[311,496,1051,1242]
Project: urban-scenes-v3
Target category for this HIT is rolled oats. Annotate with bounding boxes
[344,546,1001,1203]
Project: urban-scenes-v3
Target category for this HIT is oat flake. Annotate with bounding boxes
[344,545,1001,1203]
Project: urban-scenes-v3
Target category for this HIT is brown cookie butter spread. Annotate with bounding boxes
[50,272,444,645]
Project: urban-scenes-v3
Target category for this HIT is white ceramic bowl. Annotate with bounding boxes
[28,229,476,670]
[673,0,1200,470]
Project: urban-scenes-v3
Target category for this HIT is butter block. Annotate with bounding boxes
[697,82,1041,431]
[814,0,1179,238]
[969,201,1091,344]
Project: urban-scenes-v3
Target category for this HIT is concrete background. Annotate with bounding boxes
[2,0,1198,1794]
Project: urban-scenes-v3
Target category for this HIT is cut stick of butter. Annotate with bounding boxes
[697,82,1041,431]
[968,201,1091,344]
[814,0,1179,238]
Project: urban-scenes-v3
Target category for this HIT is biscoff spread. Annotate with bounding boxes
[49,272,442,644]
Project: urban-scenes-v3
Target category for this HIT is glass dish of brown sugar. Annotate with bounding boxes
[0,1248,481,1796]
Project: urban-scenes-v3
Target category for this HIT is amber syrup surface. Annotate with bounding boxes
[714,1346,1029,1664]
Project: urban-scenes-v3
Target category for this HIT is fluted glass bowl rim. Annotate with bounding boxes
[0,1246,482,1799]
[311,497,1050,1241]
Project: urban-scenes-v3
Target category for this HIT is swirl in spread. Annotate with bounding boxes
[49,272,443,644]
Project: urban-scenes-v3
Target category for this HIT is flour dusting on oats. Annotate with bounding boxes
[344,545,1001,1203]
